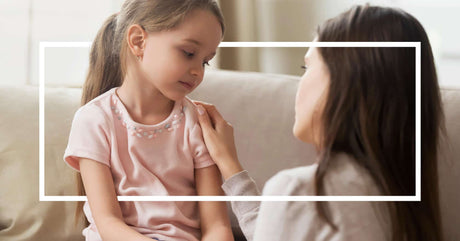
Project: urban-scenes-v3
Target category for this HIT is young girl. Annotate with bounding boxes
[63,1,233,241]
[195,4,444,241]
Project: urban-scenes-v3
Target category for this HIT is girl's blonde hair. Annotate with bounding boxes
[76,0,225,224]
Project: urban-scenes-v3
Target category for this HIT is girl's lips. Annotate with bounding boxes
[179,81,194,90]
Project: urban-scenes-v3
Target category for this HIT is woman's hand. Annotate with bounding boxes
[194,101,243,180]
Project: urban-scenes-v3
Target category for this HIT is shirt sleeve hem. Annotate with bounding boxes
[64,149,110,172]
[194,158,216,169]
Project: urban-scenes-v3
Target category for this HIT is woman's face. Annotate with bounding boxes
[293,46,330,146]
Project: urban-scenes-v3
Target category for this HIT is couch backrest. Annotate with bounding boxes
[0,70,458,241]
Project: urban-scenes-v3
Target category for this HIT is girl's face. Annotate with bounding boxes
[139,9,222,101]
[293,46,330,146]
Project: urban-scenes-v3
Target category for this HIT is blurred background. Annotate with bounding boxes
[2,0,459,87]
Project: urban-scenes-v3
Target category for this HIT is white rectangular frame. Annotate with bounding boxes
[39,41,421,202]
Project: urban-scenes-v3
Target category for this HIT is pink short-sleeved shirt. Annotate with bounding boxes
[64,88,214,241]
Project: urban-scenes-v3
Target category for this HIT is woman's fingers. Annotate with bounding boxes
[193,101,225,126]
[196,104,214,131]
[193,101,243,180]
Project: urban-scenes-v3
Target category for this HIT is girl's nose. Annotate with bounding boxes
[190,63,204,78]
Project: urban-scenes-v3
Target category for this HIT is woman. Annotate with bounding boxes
[195,4,444,241]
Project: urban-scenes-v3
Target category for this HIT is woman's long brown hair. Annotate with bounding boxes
[314,5,444,241]
[75,0,225,225]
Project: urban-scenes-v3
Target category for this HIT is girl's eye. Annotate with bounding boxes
[183,50,194,57]
[301,65,308,70]
[203,61,210,67]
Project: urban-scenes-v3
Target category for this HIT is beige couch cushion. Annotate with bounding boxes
[0,85,84,241]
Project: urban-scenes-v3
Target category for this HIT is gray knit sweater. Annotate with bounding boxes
[221,153,392,241]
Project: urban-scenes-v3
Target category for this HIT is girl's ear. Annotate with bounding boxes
[127,24,146,59]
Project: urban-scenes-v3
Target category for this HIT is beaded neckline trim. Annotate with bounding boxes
[110,97,186,139]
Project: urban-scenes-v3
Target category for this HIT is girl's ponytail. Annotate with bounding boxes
[76,13,123,225]
[81,13,122,105]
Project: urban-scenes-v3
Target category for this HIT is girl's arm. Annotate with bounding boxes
[193,101,243,180]
[79,158,152,241]
[195,165,234,241]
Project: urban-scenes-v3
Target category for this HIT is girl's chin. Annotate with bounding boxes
[163,91,187,102]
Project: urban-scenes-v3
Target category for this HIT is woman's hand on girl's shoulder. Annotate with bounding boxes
[193,101,243,180]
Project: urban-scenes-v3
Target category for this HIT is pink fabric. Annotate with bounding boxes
[64,88,214,241]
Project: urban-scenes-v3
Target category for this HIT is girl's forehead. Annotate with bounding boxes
[170,11,222,46]
[179,10,219,28]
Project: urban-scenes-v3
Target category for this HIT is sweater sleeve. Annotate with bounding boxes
[222,170,261,241]
[252,171,320,241]
[224,161,391,241]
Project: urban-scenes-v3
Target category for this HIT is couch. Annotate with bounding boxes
[0,69,458,241]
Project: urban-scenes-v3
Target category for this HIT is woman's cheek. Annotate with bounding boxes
[293,94,312,142]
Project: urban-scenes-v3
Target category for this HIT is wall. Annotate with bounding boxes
[0,0,123,86]
[0,1,31,85]
[1,0,458,87]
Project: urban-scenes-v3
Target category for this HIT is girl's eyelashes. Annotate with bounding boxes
[301,65,308,70]
[183,50,195,58]
[182,49,210,67]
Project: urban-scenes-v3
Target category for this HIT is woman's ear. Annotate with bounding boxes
[127,24,146,59]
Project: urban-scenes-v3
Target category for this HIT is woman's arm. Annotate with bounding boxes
[79,158,152,241]
[195,165,234,241]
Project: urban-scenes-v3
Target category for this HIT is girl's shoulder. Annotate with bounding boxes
[73,88,116,126]
[181,96,200,124]
[82,88,117,110]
